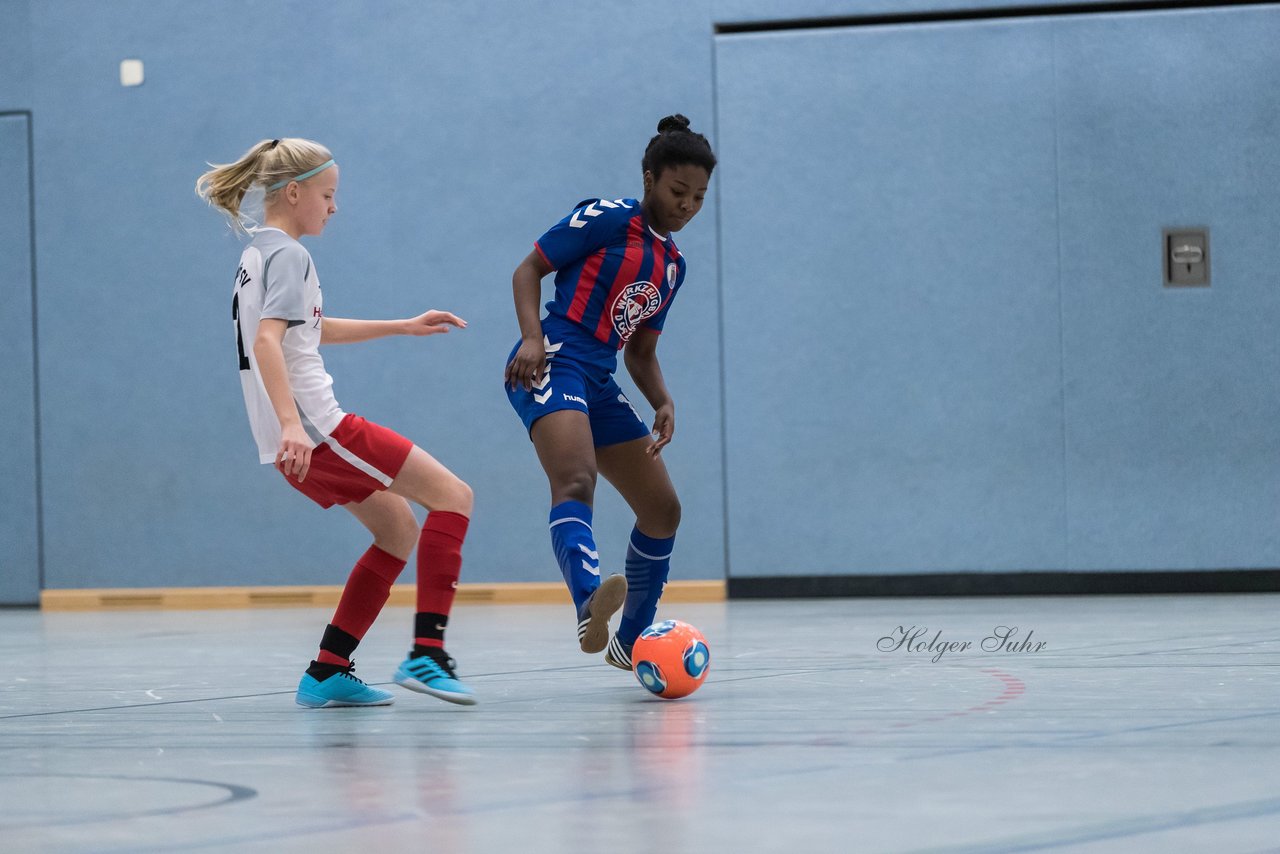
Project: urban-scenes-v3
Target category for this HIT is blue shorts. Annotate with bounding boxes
[505,341,651,447]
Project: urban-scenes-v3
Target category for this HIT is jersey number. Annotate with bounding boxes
[232,292,250,371]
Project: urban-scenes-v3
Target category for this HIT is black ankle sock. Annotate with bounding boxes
[411,644,446,660]
[413,612,448,645]
[306,660,349,681]
[319,624,360,662]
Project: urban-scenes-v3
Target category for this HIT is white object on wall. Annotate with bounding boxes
[119,59,144,87]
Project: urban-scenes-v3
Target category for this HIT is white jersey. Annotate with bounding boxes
[231,227,345,463]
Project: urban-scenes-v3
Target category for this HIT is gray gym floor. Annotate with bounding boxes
[2,593,1278,853]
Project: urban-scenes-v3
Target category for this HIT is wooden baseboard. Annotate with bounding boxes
[39,579,726,611]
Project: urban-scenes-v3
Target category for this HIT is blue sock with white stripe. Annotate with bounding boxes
[549,501,600,610]
[618,526,675,645]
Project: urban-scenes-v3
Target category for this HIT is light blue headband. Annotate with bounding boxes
[266,159,336,192]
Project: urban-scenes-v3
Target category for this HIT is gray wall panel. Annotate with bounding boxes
[716,21,1066,576]
[1055,7,1280,569]
[0,113,39,603]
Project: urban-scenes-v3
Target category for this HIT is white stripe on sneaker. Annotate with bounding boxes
[605,634,632,669]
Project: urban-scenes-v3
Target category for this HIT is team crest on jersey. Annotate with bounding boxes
[611,280,663,341]
[666,262,678,288]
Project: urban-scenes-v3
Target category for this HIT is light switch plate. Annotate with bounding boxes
[1163,228,1209,287]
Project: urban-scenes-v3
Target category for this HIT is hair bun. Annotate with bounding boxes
[657,114,691,133]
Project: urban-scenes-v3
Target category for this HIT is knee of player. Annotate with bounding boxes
[444,477,474,516]
[389,516,421,556]
[646,495,682,535]
[375,502,420,557]
[665,496,683,530]
[553,470,597,505]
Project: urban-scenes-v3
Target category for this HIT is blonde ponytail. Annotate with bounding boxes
[196,138,333,232]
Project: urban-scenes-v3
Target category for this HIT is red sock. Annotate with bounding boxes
[414,511,468,650]
[316,545,407,666]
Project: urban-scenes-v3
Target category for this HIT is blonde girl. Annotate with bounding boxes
[198,138,476,707]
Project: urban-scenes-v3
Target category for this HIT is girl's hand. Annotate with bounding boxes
[405,310,467,336]
[505,338,547,392]
[648,403,675,456]
[275,424,315,482]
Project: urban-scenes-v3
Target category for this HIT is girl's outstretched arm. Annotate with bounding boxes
[321,310,466,345]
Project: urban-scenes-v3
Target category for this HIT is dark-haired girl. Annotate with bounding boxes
[504,115,717,669]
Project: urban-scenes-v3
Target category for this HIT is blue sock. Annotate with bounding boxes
[617,526,675,644]
[549,501,600,610]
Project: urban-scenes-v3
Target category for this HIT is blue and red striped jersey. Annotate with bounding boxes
[535,197,686,352]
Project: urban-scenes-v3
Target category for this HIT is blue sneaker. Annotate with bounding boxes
[393,648,476,706]
[295,661,394,708]
[577,574,627,654]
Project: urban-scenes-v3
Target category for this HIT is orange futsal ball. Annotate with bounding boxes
[631,619,710,699]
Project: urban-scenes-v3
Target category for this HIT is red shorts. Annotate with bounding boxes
[280,414,414,509]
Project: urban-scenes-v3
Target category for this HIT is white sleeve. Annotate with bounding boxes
[260,244,311,326]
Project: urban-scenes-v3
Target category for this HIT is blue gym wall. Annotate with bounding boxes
[1,1,1277,595]
[9,0,726,592]
[0,0,32,108]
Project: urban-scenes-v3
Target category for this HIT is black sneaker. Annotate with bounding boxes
[576,574,627,653]
[604,633,634,671]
